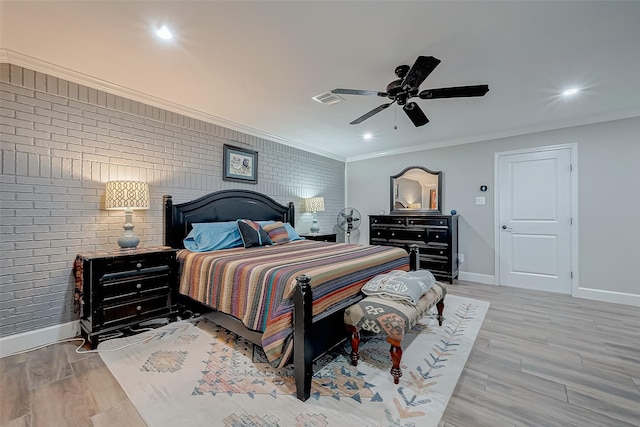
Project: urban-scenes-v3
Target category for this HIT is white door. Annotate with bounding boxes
[497,147,573,293]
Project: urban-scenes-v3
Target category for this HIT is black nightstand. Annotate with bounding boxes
[76,246,178,348]
[300,233,337,242]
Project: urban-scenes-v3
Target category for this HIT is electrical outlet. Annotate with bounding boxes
[475,197,485,205]
[458,253,464,263]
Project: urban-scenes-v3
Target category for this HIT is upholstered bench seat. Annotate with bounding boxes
[344,282,446,383]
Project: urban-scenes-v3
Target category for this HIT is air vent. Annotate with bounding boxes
[312,91,344,105]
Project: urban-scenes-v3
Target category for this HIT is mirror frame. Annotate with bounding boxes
[390,166,443,215]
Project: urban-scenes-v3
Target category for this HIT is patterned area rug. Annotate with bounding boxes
[99,294,488,427]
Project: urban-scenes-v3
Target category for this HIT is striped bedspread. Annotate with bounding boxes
[177,240,409,367]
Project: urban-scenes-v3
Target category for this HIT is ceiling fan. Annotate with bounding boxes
[331,56,489,127]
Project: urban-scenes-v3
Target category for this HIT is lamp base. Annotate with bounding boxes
[118,211,139,249]
[310,213,320,233]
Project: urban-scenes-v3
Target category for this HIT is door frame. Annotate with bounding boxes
[493,143,579,296]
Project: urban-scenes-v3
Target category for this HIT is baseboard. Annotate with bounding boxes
[0,320,80,358]
[573,287,640,307]
[458,271,495,285]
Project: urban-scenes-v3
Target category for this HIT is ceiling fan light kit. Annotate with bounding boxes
[332,55,489,127]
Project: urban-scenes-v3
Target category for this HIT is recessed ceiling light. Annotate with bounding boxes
[363,133,373,140]
[562,88,579,96]
[156,25,173,40]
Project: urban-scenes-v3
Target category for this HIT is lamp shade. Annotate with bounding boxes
[304,197,325,213]
[105,181,150,210]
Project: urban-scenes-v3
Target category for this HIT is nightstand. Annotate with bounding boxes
[300,233,337,242]
[76,246,178,348]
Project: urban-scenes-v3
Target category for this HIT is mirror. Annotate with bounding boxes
[390,166,442,215]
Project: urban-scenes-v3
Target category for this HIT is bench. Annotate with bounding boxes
[343,281,446,384]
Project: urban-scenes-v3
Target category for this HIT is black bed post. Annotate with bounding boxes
[293,274,313,401]
[409,244,419,271]
[163,195,173,247]
[287,202,295,227]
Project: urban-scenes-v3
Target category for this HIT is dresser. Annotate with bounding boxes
[76,246,178,348]
[369,214,459,283]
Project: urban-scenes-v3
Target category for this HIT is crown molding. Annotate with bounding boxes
[345,110,640,162]
[0,49,345,162]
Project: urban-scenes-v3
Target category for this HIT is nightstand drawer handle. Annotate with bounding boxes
[136,263,142,269]
[136,283,142,289]
[136,305,142,311]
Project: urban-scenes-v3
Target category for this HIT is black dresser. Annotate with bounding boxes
[76,246,178,347]
[369,214,459,283]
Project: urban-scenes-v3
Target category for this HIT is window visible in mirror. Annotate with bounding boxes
[390,166,442,215]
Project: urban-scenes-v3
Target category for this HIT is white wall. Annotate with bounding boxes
[347,117,640,302]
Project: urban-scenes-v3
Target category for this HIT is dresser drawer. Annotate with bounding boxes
[371,216,406,226]
[426,228,448,243]
[101,294,171,326]
[100,253,175,275]
[101,272,172,303]
[407,218,449,227]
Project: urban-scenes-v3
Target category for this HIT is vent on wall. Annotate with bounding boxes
[312,91,345,105]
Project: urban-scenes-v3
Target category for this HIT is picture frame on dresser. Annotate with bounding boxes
[223,144,258,184]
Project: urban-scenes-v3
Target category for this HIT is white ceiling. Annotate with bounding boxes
[2,1,639,161]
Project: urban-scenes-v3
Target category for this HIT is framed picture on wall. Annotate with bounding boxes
[223,144,258,184]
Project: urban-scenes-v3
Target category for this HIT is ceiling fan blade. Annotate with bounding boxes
[403,102,429,127]
[419,85,489,99]
[402,56,441,91]
[332,88,388,97]
[350,102,393,125]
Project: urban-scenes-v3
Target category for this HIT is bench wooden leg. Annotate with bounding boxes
[436,299,445,326]
[346,325,360,366]
[388,338,403,384]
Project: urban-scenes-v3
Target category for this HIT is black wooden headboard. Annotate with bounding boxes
[163,189,295,249]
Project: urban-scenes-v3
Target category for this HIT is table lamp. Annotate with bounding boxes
[105,181,150,249]
[304,196,325,233]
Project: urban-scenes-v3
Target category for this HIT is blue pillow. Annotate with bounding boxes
[183,222,243,252]
[283,223,303,241]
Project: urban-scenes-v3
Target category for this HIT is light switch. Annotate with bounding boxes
[475,197,485,205]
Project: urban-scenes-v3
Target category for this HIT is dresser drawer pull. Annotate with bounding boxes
[391,233,395,236]
[136,263,142,269]
[136,283,142,289]
[439,221,444,225]
[396,220,402,224]
[435,235,440,239]
[440,251,444,255]
[417,234,422,238]
[136,305,142,311]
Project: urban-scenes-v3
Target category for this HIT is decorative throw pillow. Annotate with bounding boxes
[263,221,290,244]
[236,219,273,248]
[361,270,435,305]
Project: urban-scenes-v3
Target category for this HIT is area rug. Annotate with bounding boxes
[100,294,488,427]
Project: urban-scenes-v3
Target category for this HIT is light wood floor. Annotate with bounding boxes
[1,282,639,427]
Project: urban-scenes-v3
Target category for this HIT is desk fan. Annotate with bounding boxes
[337,207,361,243]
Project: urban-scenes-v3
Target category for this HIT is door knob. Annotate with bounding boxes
[501,225,512,232]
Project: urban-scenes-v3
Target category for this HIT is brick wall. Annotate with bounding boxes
[0,63,345,338]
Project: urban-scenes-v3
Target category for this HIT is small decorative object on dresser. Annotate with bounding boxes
[299,232,337,242]
[74,246,178,348]
[369,214,459,283]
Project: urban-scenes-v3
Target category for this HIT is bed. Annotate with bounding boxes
[163,189,417,401]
